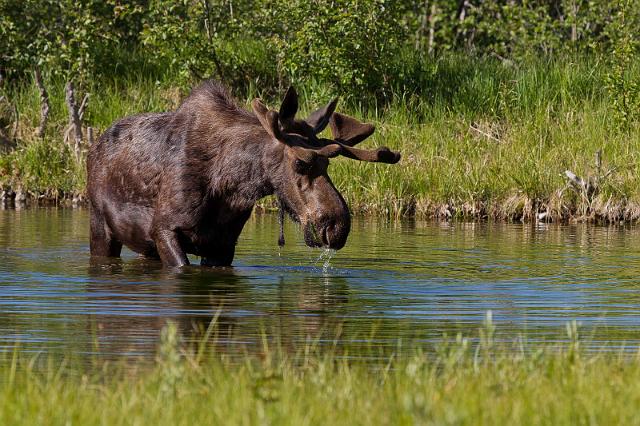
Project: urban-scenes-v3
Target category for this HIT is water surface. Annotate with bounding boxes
[2,207,640,360]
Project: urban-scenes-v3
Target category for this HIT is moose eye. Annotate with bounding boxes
[294,159,311,174]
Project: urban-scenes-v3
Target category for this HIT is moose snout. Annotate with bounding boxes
[297,177,351,250]
[302,215,350,250]
[319,220,344,249]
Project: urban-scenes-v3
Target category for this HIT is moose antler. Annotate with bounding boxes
[333,142,401,164]
[252,98,342,161]
[289,143,342,163]
[324,112,400,164]
[252,92,400,164]
[329,112,375,146]
[306,98,338,134]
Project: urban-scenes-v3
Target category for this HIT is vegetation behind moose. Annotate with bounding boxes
[87,80,400,267]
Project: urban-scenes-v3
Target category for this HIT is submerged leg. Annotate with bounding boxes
[200,211,251,267]
[89,208,122,257]
[201,243,236,267]
[154,229,189,267]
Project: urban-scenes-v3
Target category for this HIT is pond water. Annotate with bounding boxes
[1,207,640,361]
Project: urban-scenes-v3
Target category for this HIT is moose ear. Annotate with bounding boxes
[279,86,299,125]
[252,98,283,140]
[306,98,338,134]
[329,112,375,146]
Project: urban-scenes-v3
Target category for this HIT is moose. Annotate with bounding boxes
[87,80,400,267]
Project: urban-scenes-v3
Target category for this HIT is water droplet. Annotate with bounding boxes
[322,248,335,274]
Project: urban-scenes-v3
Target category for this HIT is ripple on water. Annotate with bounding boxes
[2,208,640,360]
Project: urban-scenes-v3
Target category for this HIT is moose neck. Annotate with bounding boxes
[200,120,276,212]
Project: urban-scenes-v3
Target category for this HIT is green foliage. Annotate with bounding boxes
[141,0,220,84]
[5,322,640,425]
[1,0,106,83]
[603,0,640,131]
[266,0,406,98]
[3,54,640,220]
[409,0,634,61]
[139,0,406,97]
[0,137,82,194]
[471,1,562,58]
[3,0,640,97]
[1,0,640,216]
[156,321,185,395]
[140,0,275,90]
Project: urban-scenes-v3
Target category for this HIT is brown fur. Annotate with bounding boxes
[87,80,399,267]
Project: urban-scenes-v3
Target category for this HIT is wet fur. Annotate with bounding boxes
[88,80,393,267]
[88,81,278,266]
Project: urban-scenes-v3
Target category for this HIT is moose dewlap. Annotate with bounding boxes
[87,80,400,267]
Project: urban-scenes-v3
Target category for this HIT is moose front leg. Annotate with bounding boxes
[201,244,236,267]
[199,210,251,267]
[154,229,189,267]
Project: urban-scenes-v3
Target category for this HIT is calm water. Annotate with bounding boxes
[2,207,640,360]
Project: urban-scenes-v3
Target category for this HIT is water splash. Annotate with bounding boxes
[314,248,335,274]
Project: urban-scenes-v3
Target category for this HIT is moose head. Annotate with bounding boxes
[252,87,400,251]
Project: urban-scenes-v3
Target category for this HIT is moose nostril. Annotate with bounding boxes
[321,221,337,246]
[309,217,348,250]
[321,225,329,245]
[317,223,327,244]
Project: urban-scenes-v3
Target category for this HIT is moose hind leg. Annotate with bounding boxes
[89,208,122,257]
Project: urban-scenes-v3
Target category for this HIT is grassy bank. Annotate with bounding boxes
[1,54,640,221]
[2,321,640,425]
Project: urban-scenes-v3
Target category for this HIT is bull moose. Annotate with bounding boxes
[87,80,400,267]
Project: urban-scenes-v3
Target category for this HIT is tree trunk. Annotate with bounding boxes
[200,0,225,81]
[34,69,50,139]
[0,99,15,154]
[455,0,470,47]
[87,126,95,145]
[428,3,437,54]
[65,81,84,161]
[571,0,578,43]
[415,0,430,50]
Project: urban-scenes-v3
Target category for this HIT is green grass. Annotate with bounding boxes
[2,53,640,221]
[3,320,640,425]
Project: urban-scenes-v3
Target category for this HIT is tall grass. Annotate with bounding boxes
[1,54,639,221]
[2,319,640,425]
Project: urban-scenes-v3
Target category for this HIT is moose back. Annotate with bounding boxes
[87,81,400,267]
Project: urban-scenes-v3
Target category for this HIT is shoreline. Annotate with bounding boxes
[2,186,639,225]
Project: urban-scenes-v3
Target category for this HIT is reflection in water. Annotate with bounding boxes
[2,207,640,362]
[85,259,247,358]
[83,256,353,360]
